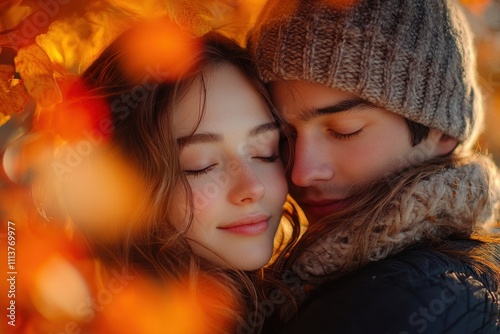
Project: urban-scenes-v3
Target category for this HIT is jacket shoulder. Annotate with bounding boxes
[279,248,500,334]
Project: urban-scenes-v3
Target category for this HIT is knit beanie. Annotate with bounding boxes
[248,0,483,145]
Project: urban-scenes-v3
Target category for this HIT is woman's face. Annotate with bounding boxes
[171,63,287,271]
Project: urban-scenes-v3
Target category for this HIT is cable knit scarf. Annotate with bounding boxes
[288,155,500,304]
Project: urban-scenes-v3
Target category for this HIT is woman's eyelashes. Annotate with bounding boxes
[183,153,280,177]
[254,154,279,163]
[184,164,217,177]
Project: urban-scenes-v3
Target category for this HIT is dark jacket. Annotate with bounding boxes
[265,246,500,334]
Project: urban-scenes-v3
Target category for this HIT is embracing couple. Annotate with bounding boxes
[57,0,500,333]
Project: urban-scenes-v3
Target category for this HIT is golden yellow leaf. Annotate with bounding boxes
[15,43,62,107]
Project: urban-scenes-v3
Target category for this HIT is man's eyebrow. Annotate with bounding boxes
[177,132,223,147]
[301,98,374,122]
[177,121,279,147]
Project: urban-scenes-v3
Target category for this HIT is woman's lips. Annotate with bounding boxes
[218,214,270,236]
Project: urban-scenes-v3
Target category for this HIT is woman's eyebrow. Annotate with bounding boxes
[177,133,223,147]
[177,121,278,147]
[249,121,279,137]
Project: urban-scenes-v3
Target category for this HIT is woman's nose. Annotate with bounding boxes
[228,161,265,204]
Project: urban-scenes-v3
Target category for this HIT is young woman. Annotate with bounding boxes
[42,20,300,333]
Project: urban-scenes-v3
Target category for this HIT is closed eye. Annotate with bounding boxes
[184,164,217,177]
[254,154,279,163]
[328,128,363,140]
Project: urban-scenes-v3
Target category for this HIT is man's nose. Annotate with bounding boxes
[291,134,334,187]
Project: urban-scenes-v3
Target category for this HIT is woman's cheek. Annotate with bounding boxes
[264,164,288,204]
[191,187,216,215]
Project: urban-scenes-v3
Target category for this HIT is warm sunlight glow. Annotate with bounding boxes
[119,19,199,83]
[33,255,91,322]
[55,147,148,242]
[34,81,112,143]
[2,132,54,184]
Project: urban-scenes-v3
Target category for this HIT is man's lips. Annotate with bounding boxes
[217,214,270,235]
[298,198,352,220]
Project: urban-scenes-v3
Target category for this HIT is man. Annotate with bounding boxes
[248,0,500,333]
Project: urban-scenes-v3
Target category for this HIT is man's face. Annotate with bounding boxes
[270,80,444,224]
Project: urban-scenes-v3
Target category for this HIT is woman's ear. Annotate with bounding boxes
[429,129,459,156]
